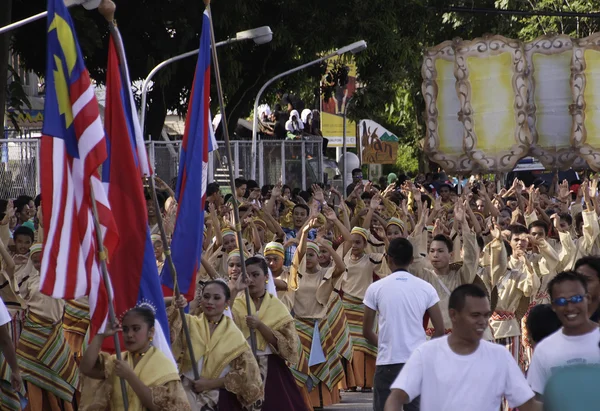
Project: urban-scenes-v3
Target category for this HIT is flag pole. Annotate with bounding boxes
[97,0,201,381]
[89,187,129,411]
[147,176,201,381]
[205,0,258,357]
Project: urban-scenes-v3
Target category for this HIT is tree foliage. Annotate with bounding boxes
[8,0,600,171]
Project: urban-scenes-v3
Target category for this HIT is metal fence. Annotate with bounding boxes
[0,133,323,200]
[146,139,323,191]
[0,138,40,200]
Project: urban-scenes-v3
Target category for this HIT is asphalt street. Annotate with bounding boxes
[327,391,373,410]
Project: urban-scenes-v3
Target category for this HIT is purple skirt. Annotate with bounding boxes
[218,388,244,410]
[263,354,311,411]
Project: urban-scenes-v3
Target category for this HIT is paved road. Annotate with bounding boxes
[326,391,373,411]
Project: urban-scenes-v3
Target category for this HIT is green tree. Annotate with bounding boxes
[10,0,591,172]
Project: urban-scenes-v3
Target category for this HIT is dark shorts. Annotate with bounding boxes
[373,363,420,411]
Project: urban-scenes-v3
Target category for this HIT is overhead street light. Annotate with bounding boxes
[250,40,367,182]
[139,26,273,138]
[0,0,100,35]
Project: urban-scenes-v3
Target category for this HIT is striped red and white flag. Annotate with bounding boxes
[40,0,119,338]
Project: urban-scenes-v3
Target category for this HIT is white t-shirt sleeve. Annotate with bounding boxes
[390,347,423,401]
[502,349,535,407]
[426,283,440,309]
[0,299,11,327]
[526,346,548,395]
[363,283,377,311]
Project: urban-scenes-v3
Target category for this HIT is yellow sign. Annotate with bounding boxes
[321,55,358,141]
[322,112,356,147]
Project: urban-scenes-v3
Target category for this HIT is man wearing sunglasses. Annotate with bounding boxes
[527,271,600,400]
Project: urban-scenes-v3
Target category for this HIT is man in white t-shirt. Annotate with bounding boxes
[527,271,600,398]
[363,238,444,411]
[0,297,22,391]
[384,284,541,411]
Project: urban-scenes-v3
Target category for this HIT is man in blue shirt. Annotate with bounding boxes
[283,203,315,266]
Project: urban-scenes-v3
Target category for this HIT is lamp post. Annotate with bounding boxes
[250,40,367,183]
[0,0,101,35]
[139,26,272,138]
[342,96,354,198]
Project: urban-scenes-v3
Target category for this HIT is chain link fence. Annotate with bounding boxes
[0,137,40,200]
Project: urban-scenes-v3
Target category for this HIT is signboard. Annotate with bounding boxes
[6,109,44,129]
[358,120,399,164]
[321,55,357,147]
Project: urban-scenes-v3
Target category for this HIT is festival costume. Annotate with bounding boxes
[290,256,344,408]
[0,258,27,409]
[339,250,383,390]
[513,239,559,372]
[79,346,189,411]
[410,231,479,335]
[168,307,263,411]
[62,298,90,358]
[17,273,78,411]
[323,267,353,390]
[233,293,309,411]
[265,242,297,312]
[482,239,539,368]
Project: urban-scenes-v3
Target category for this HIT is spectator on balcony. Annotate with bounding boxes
[276,89,305,113]
[301,109,312,130]
[285,110,304,137]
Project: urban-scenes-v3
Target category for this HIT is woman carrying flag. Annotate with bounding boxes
[169,280,263,410]
[232,256,309,411]
[79,305,190,410]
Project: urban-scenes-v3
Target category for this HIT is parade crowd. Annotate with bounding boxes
[0,169,599,411]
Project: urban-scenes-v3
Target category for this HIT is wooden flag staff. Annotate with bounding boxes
[204,0,258,357]
[97,0,201,381]
[89,186,129,411]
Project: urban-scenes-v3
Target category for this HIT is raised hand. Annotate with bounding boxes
[489,220,502,240]
[311,184,325,203]
[432,218,444,237]
[322,206,337,221]
[370,194,382,210]
[558,179,571,200]
[550,213,563,232]
[271,182,282,199]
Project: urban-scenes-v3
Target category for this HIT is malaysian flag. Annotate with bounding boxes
[40,0,118,338]
[161,9,211,300]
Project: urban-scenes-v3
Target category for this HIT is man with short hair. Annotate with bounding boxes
[346,168,364,197]
[527,271,600,398]
[574,256,600,322]
[410,206,479,336]
[506,223,559,370]
[384,284,541,411]
[234,178,247,201]
[363,238,444,411]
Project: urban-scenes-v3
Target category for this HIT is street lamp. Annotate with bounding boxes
[0,0,100,35]
[250,40,367,182]
[140,26,273,137]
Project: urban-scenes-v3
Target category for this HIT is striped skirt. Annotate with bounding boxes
[0,309,26,410]
[325,293,353,362]
[62,300,90,337]
[341,293,377,358]
[17,312,79,402]
[291,317,344,391]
